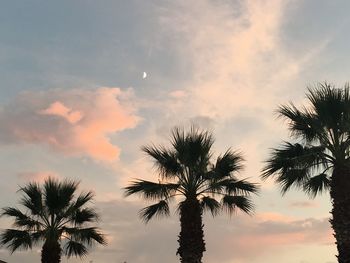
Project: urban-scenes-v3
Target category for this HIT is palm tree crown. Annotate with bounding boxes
[0,177,106,261]
[125,127,258,263]
[262,83,350,195]
[126,127,258,220]
[261,83,350,262]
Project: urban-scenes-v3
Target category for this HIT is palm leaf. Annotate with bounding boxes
[44,178,79,215]
[278,104,320,142]
[64,240,88,258]
[124,180,179,200]
[0,229,32,253]
[1,207,39,229]
[262,142,327,180]
[222,195,254,215]
[64,227,106,246]
[303,173,331,198]
[74,191,95,209]
[72,208,99,225]
[142,145,182,179]
[59,191,94,221]
[139,200,170,223]
[201,196,221,216]
[210,178,259,195]
[171,127,214,168]
[18,183,43,216]
[213,150,244,179]
[276,168,310,194]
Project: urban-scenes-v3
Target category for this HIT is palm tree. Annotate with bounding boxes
[262,83,350,263]
[0,177,106,263]
[125,127,258,263]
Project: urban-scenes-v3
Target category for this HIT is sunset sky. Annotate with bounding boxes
[0,1,349,262]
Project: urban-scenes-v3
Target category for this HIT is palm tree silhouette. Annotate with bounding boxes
[0,177,106,263]
[125,127,258,263]
[262,83,350,262]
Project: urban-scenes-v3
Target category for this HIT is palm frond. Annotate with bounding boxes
[0,229,32,253]
[124,180,179,200]
[307,83,350,131]
[201,196,221,216]
[221,195,254,215]
[31,230,46,244]
[44,178,78,215]
[57,179,79,210]
[142,145,182,179]
[219,178,259,195]
[1,207,39,229]
[139,200,170,223]
[64,240,88,258]
[262,142,326,179]
[18,183,43,216]
[303,173,331,198]
[43,177,61,214]
[72,208,100,225]
[60,191,95,221]
[212,150,244,179]
[74,191,94,209]
[64,227,106,246]
[171,126,214,168]
[276,168,310,194]
[278,104,319,142]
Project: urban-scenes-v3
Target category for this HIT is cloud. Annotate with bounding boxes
[157,0,329,123]
[289,201,318,208]
[169,90,187,99]
[0,87,140,161]
[78,200,335,263]
[153,0,329,190]
[204,212,334,262]
[158,0,304,119]
[17,171,61,183]
[38,101,83,124]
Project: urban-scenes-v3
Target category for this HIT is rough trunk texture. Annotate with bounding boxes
[330,166,350,263]
[41,240,61,263]
[177,198,205,263]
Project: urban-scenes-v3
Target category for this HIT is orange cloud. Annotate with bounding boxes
[0,87,140,161]
[238,232,306,247]
[256,212,295,223]
[39,101,83,124]
[17,171,61,183]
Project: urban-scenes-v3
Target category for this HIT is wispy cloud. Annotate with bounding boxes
[153,0,330,187]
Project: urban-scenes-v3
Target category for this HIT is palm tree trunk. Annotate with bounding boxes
[330,166,350,263]
[177,198,205,263]
[41,240,61,263]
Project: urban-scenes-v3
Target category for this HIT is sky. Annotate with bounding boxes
[0,0,349,262]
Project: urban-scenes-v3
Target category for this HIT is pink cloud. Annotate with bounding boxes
[205,212,334,262]
[256,212,295,223]
[238,232,306,247]
[0,87,140,161]
[169,90,187,99]
[39,101,83,124]
[17,171,61,183]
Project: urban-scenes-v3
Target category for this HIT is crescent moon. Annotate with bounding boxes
[142,72,147,79]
